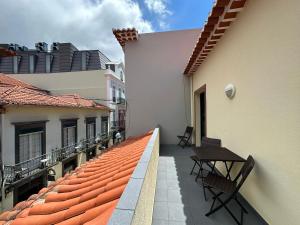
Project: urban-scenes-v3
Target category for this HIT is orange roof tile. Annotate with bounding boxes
[0,73,110,111]
[0,132,152,225]
[184,0,247,75]
[112,28,138,47]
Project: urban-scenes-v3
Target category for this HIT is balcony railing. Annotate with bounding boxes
[2,136,111,184]
[111,120,125,130]
[117,97,126,105]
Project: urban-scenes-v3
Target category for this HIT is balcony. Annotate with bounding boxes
[111,120,125,130]
[151,145,266,225]
[2,137,107,184]
[117,97,126,105]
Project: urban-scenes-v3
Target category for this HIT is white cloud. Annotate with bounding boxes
[144,0,172,29]
[0,0,153,61]
[145,0,172,17]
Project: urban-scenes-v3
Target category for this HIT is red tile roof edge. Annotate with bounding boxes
[0,74,111,111]
[183,0,247,76]
[112,28,138,47]
[0,131,154,225]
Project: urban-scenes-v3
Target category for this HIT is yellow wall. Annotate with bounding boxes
[191,0,300,224]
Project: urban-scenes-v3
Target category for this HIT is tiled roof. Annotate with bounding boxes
[0,74,110,110]
[0,132,152,225]
[184,0,247,75]
[112,28,138,47]
[0,74,45,92]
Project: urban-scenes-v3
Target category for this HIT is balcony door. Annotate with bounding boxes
[199,88,206,140]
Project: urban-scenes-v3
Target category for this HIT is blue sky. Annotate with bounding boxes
[0,0,214,60]
[137,0,214,31]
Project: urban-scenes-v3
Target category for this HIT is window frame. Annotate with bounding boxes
[85,117,96,140]
[14,121,46,164]
[101,116,109,135]
[61,119,78,148]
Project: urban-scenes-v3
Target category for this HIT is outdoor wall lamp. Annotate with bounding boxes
[224,84,236,99]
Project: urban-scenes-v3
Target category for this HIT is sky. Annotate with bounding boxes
[0,0,214,61]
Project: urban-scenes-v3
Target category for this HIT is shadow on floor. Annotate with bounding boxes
[152,144,267,225]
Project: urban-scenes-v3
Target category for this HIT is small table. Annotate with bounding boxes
[193,146,245,180]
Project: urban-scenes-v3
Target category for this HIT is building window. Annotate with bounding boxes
[105,64,115,72]
[29,55,35,73]
[61,119,77,147]
[101,117,108,135]
[19,131,42,162]
[110,64,115,72]
[112,86,116,102]
[86,117,96,140]
[45,54,52,73]
[81,52,87,71]
[15,121,46,163]
[13,56,19,74]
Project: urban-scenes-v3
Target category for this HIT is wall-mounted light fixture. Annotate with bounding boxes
[224,84,236,99]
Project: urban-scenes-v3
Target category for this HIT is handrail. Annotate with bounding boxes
[3,135,112,183]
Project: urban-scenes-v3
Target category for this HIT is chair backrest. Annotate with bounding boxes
[201,137,221,147]
[234,155,255,192]
[184,126,193,137]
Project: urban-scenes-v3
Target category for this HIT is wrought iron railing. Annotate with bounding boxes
[2,132,116,184]
[111,120,125,129]
[117,97,126,105]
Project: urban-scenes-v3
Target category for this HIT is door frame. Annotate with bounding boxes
[194,84,207,146]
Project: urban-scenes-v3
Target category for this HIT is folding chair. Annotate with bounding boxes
[177,126,193,148]
[190,137,221,176]
[203,155,255,225]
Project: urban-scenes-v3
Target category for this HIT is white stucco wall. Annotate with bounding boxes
[191,0,300,224]
[1,105,109,164]
[9,70,107,102]
[125,29,200,144]
[10,70,125,124]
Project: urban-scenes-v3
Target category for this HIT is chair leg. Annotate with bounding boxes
[190,161,197,175]
[206,189,243,225]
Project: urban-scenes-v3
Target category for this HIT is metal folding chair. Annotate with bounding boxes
[203,155,255,225]
[177,126,193,148]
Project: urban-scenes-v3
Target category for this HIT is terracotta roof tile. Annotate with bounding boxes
[112,28,138,47]
[0,132,152,225]
[0,73,110,111]
[184,0,247,75]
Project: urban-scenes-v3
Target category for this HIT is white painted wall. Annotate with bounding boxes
[124,29,200,143]
[9,69,125,126]
[10,70,108,103]
[1,105,109,164]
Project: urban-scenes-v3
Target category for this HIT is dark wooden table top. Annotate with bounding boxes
[193,146,246,162]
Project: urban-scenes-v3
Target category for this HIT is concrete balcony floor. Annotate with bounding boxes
[152,145,267,225]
